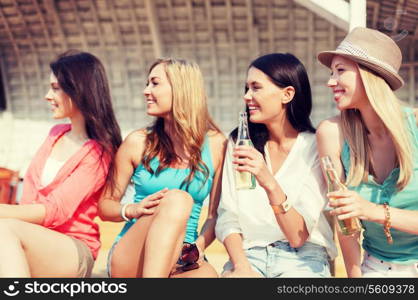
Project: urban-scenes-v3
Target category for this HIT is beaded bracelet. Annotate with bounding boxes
[383,202,393,244]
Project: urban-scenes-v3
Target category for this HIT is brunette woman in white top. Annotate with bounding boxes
[215,53,337,277]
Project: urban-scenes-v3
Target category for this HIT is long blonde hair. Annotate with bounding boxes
[341,65,413,191]
[142,58,221,189]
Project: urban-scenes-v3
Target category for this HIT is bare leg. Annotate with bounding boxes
[0,219,80,277]
[110,189,193,278]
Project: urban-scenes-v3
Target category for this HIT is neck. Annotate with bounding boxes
[265,114,299,144]
[68,112,89,142]
[358,105,387,138]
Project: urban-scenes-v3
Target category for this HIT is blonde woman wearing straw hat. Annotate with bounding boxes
[316,27,418,277]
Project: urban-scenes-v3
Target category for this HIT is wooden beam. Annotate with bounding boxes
[307,10,314,76]
[0,52,12,112]
[107,0,134,111]
[69,0,89,50]
[145,0,163,58]
[226,0,239,102]
[293,0,349,31]
[32,0,54,53]
[204,0,219,116]
[186,0,197,61]
[267,0,274,53]
[164,0,178,56]
[349,0,366,30]
[288,0,294,52]
[126,0,145,72]
[392,0,405,34]
[44,0,68,51]
[408,25,416,106]
[12,0,44,110]
[0,6,30,117]
[246,0,259,57]
[368,1,380,28]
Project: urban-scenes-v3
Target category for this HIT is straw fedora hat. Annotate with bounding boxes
[317,27,404,90]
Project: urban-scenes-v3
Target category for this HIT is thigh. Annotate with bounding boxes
[3,219,80,277]
[110,214,155,277]
[170,261,218,278]
[245,246,268,276]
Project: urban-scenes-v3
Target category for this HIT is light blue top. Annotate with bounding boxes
[341,107,418,264]
[115,136,214,244]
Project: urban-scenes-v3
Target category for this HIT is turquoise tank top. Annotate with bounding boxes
[341,107,418,264]
[115,136,214,244]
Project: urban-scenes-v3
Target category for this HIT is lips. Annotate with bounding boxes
[247,103,260,111]
[333,89,345,101]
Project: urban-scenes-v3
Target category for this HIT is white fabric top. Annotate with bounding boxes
[215,132,338,259]
[41,157,66,187]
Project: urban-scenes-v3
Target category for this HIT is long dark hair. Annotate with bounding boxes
[50,50,122,190]
[231,53,315,156]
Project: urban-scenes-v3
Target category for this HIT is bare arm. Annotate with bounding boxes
[195,132,227,251]
[98,130,146,222]
[0,204,45,224]
[316,117,362,278]
[233,146,309,248]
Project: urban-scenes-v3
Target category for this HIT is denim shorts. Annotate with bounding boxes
[223,241,330,278]
[361,252,418,277]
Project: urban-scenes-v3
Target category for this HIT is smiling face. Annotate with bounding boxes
[244,66,292,124]
[45,73,76,119]
[143,63,173,118]
[327,55,368,111]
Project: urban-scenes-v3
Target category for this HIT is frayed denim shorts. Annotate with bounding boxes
[223,241,330,278]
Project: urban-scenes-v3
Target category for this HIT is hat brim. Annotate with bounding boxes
[317,51,404,91]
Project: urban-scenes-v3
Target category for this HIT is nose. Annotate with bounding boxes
[327,76,337,88]
[243,89,252,102]
[143,84,151,97]
[45,88,53,101]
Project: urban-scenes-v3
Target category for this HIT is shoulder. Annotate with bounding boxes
[207,130,227,169]
[316,115,341,138]
[124,128,148,146]
[207,130,227,148]
[49,123,70,136]
[316,115,344,156]
[117,129,148,163]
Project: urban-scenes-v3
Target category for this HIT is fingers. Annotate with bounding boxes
[233,147,260,160]
[146,188,168,201]
[141,207,156,215]
[327,190,354,199]
[328,197,353,208]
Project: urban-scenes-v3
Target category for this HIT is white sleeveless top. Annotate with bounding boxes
[41,157,66,187]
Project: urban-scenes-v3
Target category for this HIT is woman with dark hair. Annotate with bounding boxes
[99,58,226,278]
[215,53,337,277]
[0,50,122,277]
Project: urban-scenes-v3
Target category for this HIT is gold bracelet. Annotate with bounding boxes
[383,202,393,244]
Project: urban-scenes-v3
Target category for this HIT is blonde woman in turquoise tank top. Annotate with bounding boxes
[316,27,418,277]
[98,58,227,277]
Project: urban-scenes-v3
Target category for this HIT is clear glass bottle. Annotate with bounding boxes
[320,156,361,235]
[235,111,256,190]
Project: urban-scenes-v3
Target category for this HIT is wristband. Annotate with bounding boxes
[120,203,132,222]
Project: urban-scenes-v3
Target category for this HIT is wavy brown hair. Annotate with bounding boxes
[142,58,221,190]
[50,50,122,191]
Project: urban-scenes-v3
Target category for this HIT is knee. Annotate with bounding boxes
[158,189,193,222]
[0,218,22,239]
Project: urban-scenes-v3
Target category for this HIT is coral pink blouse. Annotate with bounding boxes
[21,124,109,259]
